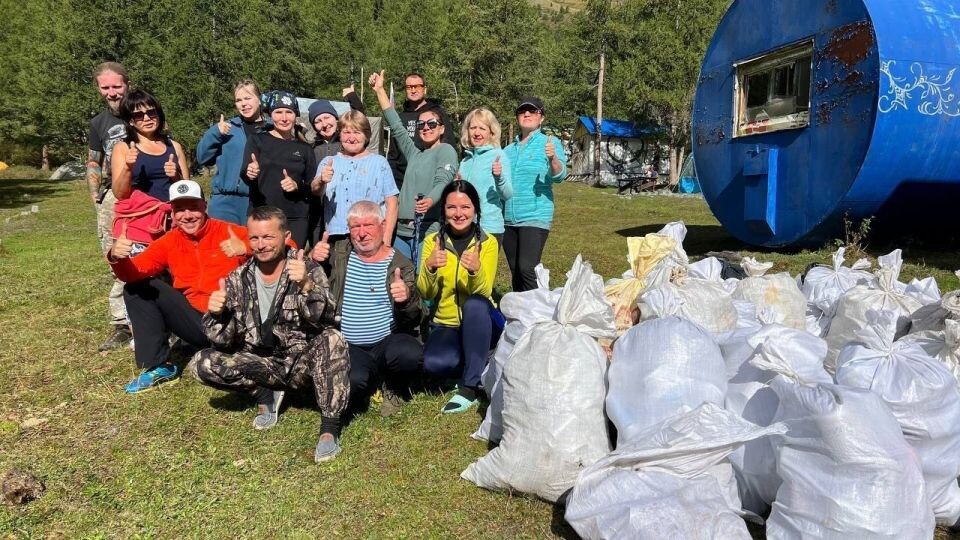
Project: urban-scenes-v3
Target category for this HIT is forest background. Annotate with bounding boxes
[0,0,729,178]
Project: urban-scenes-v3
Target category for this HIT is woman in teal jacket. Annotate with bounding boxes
[502,97,567,292]
[457,108,512,242]
[196,79,267,225]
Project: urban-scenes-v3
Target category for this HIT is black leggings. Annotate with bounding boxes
[502,226,549,292]
[123,278,210,370]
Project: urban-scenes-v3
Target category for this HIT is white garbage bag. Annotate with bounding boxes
[909,289,960,334]
[763,372,934,539]
[461,256,615,502]
[904,276,941,307]
[732,257,807,330]
[641,273,738,334]
[801,247,873,317]
[835,310,960,525]
[719,324,832,514]
[565,403,786,540]
[607,312,726,447]
[473,265,560,443]
[902,319,960,385]
[824,249,922,372]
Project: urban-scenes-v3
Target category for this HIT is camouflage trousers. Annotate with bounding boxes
[190,328,350,418]
[95,190,128,326]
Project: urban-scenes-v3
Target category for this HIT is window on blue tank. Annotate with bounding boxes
[734,40,813,137]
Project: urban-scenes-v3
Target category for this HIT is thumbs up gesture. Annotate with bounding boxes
[389,267,409,303]
[287,249,308,287]
[280,168,298,193]
[310,232,331,263]
[341,83,356,97]
[217,114,231,136]
[124,141,139,169]
[427,236,447,271]
[208,278,227,315]
[320,160,334,184]
[368,70,385,91]
[545,138,556,160]
[460,241,482,274]
[164,153,178,179]
[111,221,134,259]
[246,153,260,179]
[219,226,246,258]
[492,155,502,177]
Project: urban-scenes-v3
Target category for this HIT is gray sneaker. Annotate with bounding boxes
[252,388,284,431]
[380,385,405,418]
[314,435,341,463]
[98,326,132,352]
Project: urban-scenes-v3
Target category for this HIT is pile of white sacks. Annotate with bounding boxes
[460,222,960,539]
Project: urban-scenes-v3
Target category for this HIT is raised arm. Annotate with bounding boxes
[369,70,418,160]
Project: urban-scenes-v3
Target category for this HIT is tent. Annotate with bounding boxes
[569,116,667,186]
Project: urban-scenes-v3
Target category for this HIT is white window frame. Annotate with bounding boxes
[733,40,814,138]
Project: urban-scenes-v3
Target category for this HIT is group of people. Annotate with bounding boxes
[85,61,569,462]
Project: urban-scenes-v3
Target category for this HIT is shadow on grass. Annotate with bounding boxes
[550,492,581,540]
[0,178,64,210]
[208,392,252,412]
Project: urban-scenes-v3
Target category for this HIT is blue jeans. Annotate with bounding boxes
[423,295,505,389]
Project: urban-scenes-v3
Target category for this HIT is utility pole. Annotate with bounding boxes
[593,52,605,186]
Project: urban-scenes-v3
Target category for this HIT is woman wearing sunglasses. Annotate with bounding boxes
[457,108,512,243]
[112,90,189,201]
[241,90,316,248]
[196,79,267,226]
[417,180,503,414]
[368,70,458,268]
[502,97,568,292]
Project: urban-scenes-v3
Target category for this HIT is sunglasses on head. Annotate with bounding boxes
[416,119,441,130]
[131,108,159,122]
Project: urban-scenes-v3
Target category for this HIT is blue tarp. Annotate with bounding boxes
[577,116,663,138]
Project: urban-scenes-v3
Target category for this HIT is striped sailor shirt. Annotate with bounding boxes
[340,251,395,345]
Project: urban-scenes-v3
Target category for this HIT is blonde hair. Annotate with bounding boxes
[234,79,261,101]
[93,62,128,82]
[338,111,372,145]
[460,108,502,148]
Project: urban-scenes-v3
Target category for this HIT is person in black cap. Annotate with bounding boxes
[502,96,568,292]
[241,90,316,248]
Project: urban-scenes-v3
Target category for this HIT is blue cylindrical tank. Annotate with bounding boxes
[693,0,960,247]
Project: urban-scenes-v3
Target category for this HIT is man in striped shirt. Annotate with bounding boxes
[314,201,423,417]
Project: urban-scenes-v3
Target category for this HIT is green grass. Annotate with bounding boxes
[1,172,958,538]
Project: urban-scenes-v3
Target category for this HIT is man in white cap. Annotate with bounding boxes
[109,179,251,393]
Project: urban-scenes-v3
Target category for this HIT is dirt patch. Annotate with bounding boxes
[2,469,45,506]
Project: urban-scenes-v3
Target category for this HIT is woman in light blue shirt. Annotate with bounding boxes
[457,107,512,243]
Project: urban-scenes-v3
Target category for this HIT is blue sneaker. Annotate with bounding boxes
[124,362,180,394]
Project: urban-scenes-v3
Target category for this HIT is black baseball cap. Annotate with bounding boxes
[515,96,545,114]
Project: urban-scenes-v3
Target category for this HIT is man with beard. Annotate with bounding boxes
[191,206,350,463]
[386,72,457,190]
[88,61,133,351]
[109,180,250,393]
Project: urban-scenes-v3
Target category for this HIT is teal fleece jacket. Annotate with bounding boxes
[503,129,568,229]
[383,108,458,236]
[458,145,512,234]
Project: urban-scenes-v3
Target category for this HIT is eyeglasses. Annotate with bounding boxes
[416,119,441,131]
[405,84,425,91]
[131,109,159,122]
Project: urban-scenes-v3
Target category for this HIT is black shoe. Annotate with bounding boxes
[98,326,132,352]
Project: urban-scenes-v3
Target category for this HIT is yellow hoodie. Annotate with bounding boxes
[417,229,499,327]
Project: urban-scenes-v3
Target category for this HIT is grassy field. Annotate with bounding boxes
[1,167,958,538]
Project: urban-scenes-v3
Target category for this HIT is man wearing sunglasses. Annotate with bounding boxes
[386,72,457,190]
[87,61,133,352]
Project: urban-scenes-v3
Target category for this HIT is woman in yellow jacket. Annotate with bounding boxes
[418,180,505,413]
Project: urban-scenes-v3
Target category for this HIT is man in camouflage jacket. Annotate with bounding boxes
[190,206,349,462]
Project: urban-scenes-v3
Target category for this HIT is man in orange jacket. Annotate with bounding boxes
[109,179,250,393]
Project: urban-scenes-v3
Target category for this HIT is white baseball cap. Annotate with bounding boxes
[169,180,204,201]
